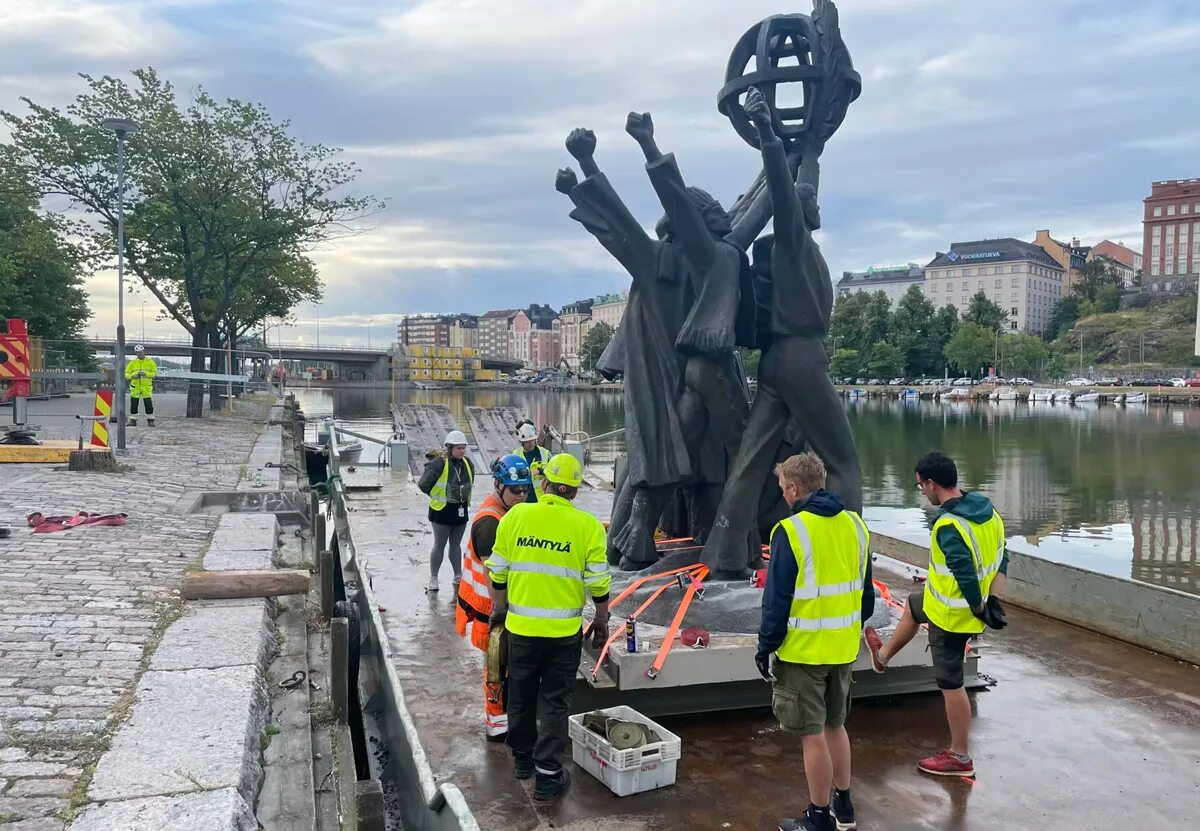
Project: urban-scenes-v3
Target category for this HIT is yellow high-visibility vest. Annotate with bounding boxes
[429,457,473,511]
[125,357,157,399]
[924,510,1004,634]
[485,492,611,638]
[773,510,869,665]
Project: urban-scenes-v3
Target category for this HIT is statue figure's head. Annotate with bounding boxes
[655,186,732,241]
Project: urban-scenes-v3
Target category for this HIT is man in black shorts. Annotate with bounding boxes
[865,452,1007,778]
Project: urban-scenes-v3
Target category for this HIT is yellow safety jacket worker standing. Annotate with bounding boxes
[429,456,473,512]
[772,510,870,665]
[125,357,157,399]
[513,445,551,489]
[924,511,1005,634]
[485,492,611,638]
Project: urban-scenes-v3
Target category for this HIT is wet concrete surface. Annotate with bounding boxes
[351,477,1200,831]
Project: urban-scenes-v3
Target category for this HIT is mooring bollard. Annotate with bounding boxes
[331,616,349,724]
[354,779,387,831]
[320,547,335,620]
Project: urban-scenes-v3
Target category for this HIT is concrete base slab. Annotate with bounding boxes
[69,786,256,831]
[88,666,268,802]
[205,514,280,571]
[149,603,273,672]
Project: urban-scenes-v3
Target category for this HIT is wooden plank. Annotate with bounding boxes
[181,569,310,600]
[0,441,103,464]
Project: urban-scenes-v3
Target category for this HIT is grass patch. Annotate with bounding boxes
[260,723,282,752]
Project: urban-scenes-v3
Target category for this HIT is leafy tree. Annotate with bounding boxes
[863,291,892,349]
[890,285,939,377]
[964,292,1009,333]
[1001,333,1050,377]
[0,148,92,366]
[867,342,904,378]
[1074,260,1122,304]
[1050,295,1080,339]
[930,304,960,376]
[829,292,871,354]
[829,348,863,380]
[944,322,994,376]
[2,68,381,417]
[579,321,614,372]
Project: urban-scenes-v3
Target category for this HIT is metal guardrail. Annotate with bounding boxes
[324,436,481,831]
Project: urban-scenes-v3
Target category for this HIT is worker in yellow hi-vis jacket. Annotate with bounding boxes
[125,345,158,427]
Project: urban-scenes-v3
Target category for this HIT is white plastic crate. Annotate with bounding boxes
[568,705,682,797]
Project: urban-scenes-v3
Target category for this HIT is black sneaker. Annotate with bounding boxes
[513,755,534,780]
[533,767,571,800]
[778,808,834,831]
[832,790,857,831]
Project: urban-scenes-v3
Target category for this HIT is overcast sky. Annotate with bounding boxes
[2,0,1198,347]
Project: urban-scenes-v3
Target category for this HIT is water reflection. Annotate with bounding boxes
[293,387,1200,594]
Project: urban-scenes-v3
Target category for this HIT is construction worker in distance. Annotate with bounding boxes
[418,430,474,594]
[865,451,1007,778]
[513,419,551,504]
[456,454,533,742]
[126,345,158,427]
[485,453,611,801]
[755,452,873,831]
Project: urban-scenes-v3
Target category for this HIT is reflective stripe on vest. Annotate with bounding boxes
[774,509,869,665]
[457,493,505,646]
[513,446,550,479]
[509,602,585,619]
[430,456,473,511]
[923,509,1005,634]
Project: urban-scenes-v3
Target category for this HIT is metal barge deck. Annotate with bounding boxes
[323,422,1200,831]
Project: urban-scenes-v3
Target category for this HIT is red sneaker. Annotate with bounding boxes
[917,750,975,777]
[863,627,886,673]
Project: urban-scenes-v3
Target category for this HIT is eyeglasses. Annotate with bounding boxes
[914,481,926,490]
[507,485,529,495]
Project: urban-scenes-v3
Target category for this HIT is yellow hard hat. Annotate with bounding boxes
[542,453,583,487]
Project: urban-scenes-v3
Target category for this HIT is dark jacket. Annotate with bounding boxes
[935,491,1009,609]
[758,489,875,656]
[419,455,473,527]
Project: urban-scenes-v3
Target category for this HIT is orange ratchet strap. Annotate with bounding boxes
[646,565,708,680]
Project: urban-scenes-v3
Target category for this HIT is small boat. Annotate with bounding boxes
[1051,389,1073,402]
[1074,392,1101,404]
[898,388,920,399]
[942,387,972,400]
[995,388,1018,401]
[1121,392,1148,405]
[1029,388,1055,402]
[846,388,868,399]
[988,389,1000,401]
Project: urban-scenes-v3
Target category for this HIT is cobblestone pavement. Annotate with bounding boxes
[0,398,271,829]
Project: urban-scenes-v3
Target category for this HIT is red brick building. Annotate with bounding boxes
[1143,179,1200,295]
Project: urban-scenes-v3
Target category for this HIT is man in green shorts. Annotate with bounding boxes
[756,453,873,831]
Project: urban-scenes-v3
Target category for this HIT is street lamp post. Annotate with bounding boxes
[100,117,141,452]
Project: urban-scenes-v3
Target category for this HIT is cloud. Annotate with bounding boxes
[4,0,1199,348]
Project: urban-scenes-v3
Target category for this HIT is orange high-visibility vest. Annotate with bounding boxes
[456,492,506,651]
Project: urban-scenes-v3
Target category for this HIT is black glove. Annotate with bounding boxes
[754,651,775,682]
[972,596,1007,630]
[488,607,507,630]
[584,615,609,649]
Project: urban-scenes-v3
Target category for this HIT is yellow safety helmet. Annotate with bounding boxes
[542,453,583,488]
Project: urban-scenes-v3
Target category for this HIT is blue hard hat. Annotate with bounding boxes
[492,454,532,487]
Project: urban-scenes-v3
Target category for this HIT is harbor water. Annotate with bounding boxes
[293,386,1200,596]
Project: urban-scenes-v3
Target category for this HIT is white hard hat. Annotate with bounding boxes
[133,344,145,353]
[444,430,467,446]
[517,423,538,442]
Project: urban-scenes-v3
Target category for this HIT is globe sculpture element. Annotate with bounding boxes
[718,0,862,153]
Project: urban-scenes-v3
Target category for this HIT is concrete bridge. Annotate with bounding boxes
[86,338,523,382]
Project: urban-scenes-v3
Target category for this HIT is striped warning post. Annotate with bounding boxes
[91,390,113,447]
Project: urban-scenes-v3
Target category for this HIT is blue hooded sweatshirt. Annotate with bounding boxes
[758,489,875,658]
[934,491,1009,609]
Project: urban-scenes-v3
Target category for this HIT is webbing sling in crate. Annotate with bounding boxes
[568,705,682,797]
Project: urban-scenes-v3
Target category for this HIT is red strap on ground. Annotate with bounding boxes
[27,512,128,534]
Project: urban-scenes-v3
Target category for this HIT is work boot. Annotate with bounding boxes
[533,767,570,800]
[127,419,138,427]
[917,750,975,777]
[831,789,857,831]
[864,627,887,673]
[512,754,534,780]
[778,807,834,831]
[147,418,156,427]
